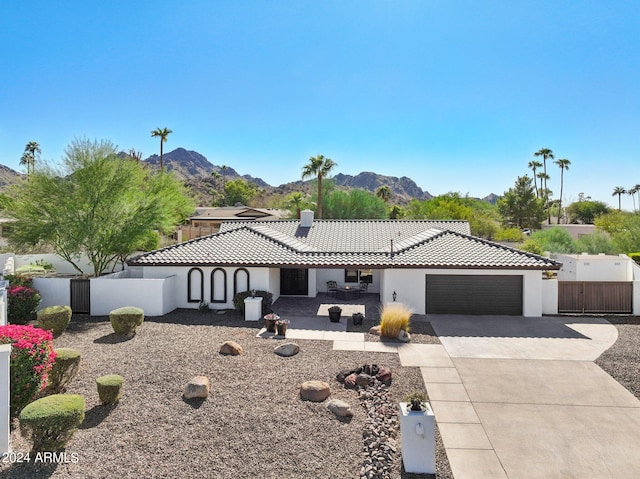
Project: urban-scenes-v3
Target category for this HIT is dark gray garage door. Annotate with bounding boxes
[426,274,523,315]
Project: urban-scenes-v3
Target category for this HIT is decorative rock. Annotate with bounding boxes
[300,380,331,402]
[220,340,244,356]
[327,399,353,418]
[369,325,381,336]
[356,373,373,387]
[397,329,411,342]
[376,367,392,383]
[344,373,358,389]
[183,376,210,399]
[336,369,353,383]
[274,342,299,357]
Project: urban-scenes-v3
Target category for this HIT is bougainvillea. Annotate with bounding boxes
[7,285,41,325]
[0,324,56,418]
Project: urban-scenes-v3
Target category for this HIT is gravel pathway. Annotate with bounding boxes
[1,310,453,479]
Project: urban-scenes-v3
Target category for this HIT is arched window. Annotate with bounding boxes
[233,268,250,296]
[187,268,204,303]
[211,268,227,303]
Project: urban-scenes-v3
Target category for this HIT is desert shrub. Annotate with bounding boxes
[519,238,544,255]
[379,303,412,339]
[404,390,429,411]
[233,290,273,315]
[8,285,41,324]
[45,348,81,394]
[0,324,56,418]
[19,394,85,452]
[96,375,124,405]
[630,253,640,265]
[5,274,33,288]
[494,227,524,242]
[37,305,73,338]
[109,306,144,336]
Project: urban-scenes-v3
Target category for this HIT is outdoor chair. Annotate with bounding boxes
[359,282,369,296]
[327,281,338,297]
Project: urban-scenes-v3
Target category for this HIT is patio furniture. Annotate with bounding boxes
[336,286,359,300]
[327,281,338,297]
[359,281,369,295]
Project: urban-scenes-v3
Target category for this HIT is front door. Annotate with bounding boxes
[280,269,309,296]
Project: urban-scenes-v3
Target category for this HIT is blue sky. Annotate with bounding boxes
[1,1,638,209]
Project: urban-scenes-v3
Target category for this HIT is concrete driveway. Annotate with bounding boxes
[426,315,640,479]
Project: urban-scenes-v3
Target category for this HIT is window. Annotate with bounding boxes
[211,268,227,303]
[187,268,204,303]
[344,269,373,284]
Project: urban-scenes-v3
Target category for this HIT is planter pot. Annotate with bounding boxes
[352,312,364,325]
[398,402,435,474]
[276,324,288,336]
[264,318,277,332]
[328,309,342,322]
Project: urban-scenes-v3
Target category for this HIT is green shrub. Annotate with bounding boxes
[19,394,85,452]
[109,306,144,336]
[46,348,81,394]
[96,375,124,405]
[8,285,41,325]
[0,325,56,418]
[494,227,524,242]
[37,305,73,338]
[379,303,412,339]
[5,274,34,288]
[233,290,273,315]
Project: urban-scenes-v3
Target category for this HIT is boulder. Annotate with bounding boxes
[376,367,392,384]
[369,325,381,336]
[397,330,411,342]
[327,399,353,418]
[344,373,358,389]
[220,340,244,356]
[274,343,300,357]
[300,380,331,402]
[184,376,210,399]
[356,373,373,387]
[336,369,354,383]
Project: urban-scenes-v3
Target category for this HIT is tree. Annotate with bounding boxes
[497,176,545,230]
[151,127,172,171]
[554,158,571,223]
[629,186,638,212]
[534,148,554,222]
[566,200,610,224]
[301,154,336,219]
[536,171,548,201]
[529,227,576,254]
[595,211,640,253]
[323,189,388,219]
[20,141,41,176]
[612,186,626,211]
[527,160,542,198]
[375,185,392,203]
[285,192,313,219]
[8,138,194,276]
[223,178,259,206]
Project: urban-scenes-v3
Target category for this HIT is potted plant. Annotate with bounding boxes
[263,313,280,332]
[399,390,435,474]
[328,305,342,322]
[276,318,289,336]
[352,312,364,326]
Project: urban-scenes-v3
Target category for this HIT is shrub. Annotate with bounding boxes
[45,348,81,394]
[19,394,85,452]
[109,306,144,337]
[404,390,429,411]
[96,375,124,405]
[379,303,412,339]
[37,305,73,338]
[233,290,273,316]
[494,227,524,242]
[0,324,56,418]
[8,285,41,325]
[5,274,33,288]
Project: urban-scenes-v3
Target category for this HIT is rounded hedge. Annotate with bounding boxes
[96,374,124,405]
[109,306,144,337]
[19,394,85,452]
[37,305,73,338]
[46,348,81,394]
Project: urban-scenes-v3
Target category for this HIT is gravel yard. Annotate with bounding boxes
[1,310,453,479]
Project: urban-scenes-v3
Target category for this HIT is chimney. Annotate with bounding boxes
[300,209,314,227]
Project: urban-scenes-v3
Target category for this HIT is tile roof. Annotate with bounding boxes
[129,220,560,270]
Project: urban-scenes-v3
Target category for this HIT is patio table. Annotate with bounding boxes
[336,287,359,300]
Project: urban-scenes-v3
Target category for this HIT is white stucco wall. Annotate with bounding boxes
[33,277,71,310]
[633,281,640,316]
[269,268,280,302]
[541,279,559,315]
[556,254,632,282]
[381,268,544,317]
[0,344,9,454]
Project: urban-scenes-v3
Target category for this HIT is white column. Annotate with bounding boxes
[0,344,10,454]
[244,297,262,321]
[0,280,8,326]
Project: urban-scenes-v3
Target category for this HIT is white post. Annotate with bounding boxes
[399,402,436,474]
[244,297,262,321]
[0,279,8,326]
[0,344,10,454]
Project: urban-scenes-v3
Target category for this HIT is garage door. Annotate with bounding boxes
[426,275,523,315]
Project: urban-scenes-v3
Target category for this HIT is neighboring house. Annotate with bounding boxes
[556,253,637,282]
[178,206,286,241]
[128,210,561,317]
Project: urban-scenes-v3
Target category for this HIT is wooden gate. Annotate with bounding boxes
[558,281,632,314]
[70,278,91,314]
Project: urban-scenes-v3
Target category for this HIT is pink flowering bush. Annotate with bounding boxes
[8,285,41,325]
[0,324,56,418]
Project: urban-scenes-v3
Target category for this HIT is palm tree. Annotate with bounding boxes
[376,185,392,203]
[634,184,640,212]
[528,160,543,198]
[534,148,554,222]
[612,186,626,211]
[150,127,172,171]
[628,186,638,212]
[301,154,337,219]
[554,158,571,223]
[20,141,41,176]
[536,172,549,201]
[286,192,307,219]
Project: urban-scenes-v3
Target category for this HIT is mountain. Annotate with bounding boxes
[332,172,433,202]
[0,164,23,188]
